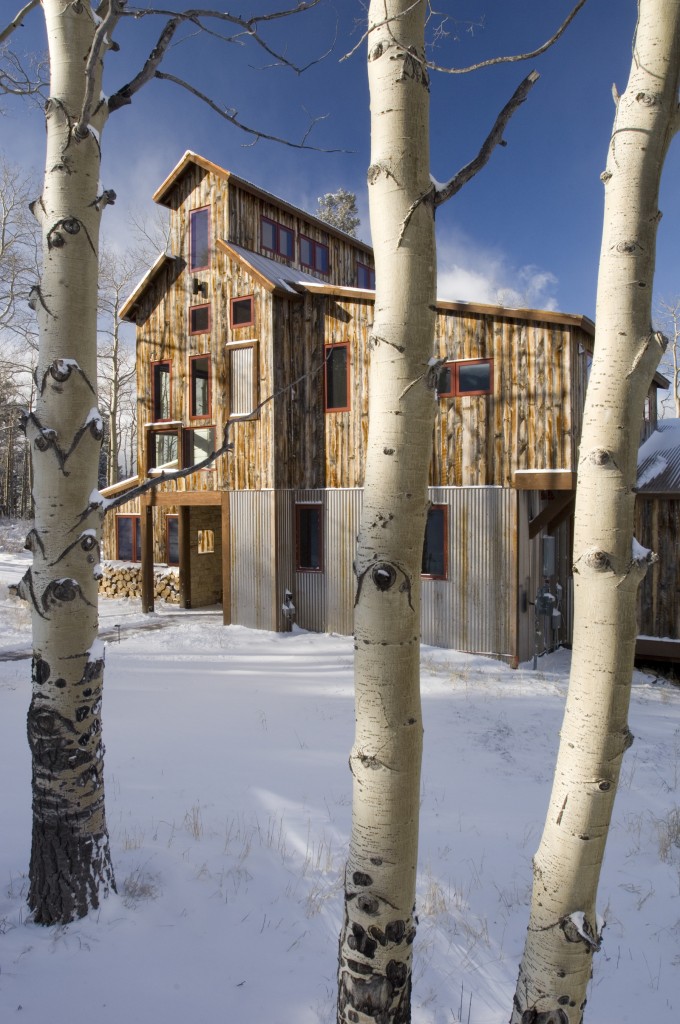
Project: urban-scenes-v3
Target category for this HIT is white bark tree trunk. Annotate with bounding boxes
[338,3,435,1021]
[21,0,115,925]
[512,3,680,1020]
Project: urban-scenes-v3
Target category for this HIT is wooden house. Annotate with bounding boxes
[103,151,663,664]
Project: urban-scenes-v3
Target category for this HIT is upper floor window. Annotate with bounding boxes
[189,303,210,335]
[148,426,180,473]
[422,505,447,579]
[152,361,171,421]
[261,216,294,260]
[184,426,215,467]
[231,296,254,329]
[190,355,211,418]
[227,340,258,419]
[300,235,329,275]
[189,207,210,271]
[356,262,375,290]
[438,358,493,398]
[324,343,350,412]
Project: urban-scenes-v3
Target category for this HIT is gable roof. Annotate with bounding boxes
[152,150,373,255]
[637,419,680,495]
[119,254,182,323]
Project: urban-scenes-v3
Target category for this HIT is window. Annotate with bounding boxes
[152,361,171,421]
[230,296,254,328]
[190,355,211,417]
[296,504,323,571]
[261,217,294,259]
[438,358,493,398]
[184,426,215,467]
[227,341,258,418]
[198,529,215,554]
[299,235,329,274]
[357,262,375,289]
[189,303,210,335]
[422,505,447,579]
[148,428,179,471]
[189,207,210,271]
[324,344,350,411]
[116,515,141,562]
[166,515,179,566]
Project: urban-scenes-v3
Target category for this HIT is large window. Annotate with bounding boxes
[230,296,254,328]
[189,303,210,335]
[184,426,215,467]
[296,504,323,571]
[116,515,141,562]
[356,262,375,289]
[324,344,350,412]
[422,505,447,579]
[148,427,180,472]
[152,361,171,421]
[438,358,493,398]
[299,235,329,275]
[189,207,210,271]
[261,217,294,259]
[227,341,258,418]
[190,355,211,417]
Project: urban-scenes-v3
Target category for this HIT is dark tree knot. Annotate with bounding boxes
[372,563,397,592]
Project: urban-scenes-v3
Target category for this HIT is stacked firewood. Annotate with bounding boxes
[98,562,180,604]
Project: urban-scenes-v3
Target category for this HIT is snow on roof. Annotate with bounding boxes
[636,419,680,494]
[221,241,327,294]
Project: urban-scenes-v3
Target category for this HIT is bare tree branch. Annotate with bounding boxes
[153,70,346,150]
[75,0,125,136]
[433,70,540,207]
[0,0,39,45]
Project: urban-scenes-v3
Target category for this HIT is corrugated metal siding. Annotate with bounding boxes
[324,488,363,635]
[230,490,277,630]
[422,487,517,659]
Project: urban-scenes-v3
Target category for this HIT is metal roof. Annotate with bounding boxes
[636,419,680,494]
[221,241,327,295]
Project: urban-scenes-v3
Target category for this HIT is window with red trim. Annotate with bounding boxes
[190,355,211,417]
[152,361,171,421]
[438,358,493,397]
[189,207,210,271]
[324,344,350,412]
[116,515,141,562]
[421,505,447,579]
[261,217,294,259]
[189,303,210,335]
[296,504,323,572]
[230,296,254,328]
[356,262,375,289]
[300,234,329,274]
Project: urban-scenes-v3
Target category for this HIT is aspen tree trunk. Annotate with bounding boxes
[512,3,680,1020]
[20,0,115,924]
[338,3,435,1021]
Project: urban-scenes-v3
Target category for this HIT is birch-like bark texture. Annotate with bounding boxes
[337,3,435,1021]
[20,0,115,925]
[512,3,680,1020]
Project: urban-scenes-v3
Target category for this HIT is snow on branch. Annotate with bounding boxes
[433,71,540,208]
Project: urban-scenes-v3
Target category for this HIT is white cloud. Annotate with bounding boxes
[437,228,560,312]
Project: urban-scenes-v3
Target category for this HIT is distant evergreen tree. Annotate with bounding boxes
[315,188,360,236]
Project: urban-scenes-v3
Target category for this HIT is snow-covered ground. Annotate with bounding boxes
[1,520,679,1023]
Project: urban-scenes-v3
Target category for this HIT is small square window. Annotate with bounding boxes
[296,504,323,571]
[261,217,294,260]
[231,296,254,328]
[300,234,329,275]
[189,303,210,335]
[422,506,447,579]
[184,426,215,466]
[198,529,214,554]
[325,344,350,411]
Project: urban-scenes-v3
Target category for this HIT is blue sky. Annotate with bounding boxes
[4,0,680,320]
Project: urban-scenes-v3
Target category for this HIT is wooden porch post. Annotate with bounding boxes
[140,498,154,613]
[178,505,192,609]
[221,492,231,625]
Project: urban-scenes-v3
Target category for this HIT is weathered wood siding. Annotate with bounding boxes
[323,297,371,488]
[635,495,680,639]
[431,312,591,487]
